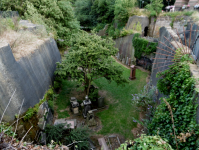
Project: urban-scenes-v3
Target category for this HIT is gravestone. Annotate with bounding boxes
[86,110,97,127]
[98,97,105,108]
[122,58,125,64]
[128,58,131,66]
[117,53,120,60]
[121,54,123,61]
[126,57,129,65]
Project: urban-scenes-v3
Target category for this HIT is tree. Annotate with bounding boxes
[145,0,163,17]
[75,0,93,27]
[114,0,136,24]
[55,31,128,95]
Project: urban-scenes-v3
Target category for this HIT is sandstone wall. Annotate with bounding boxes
[0,38,61,121]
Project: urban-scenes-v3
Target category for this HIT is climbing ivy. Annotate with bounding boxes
[148,63,199,149]
[132,33,157,59]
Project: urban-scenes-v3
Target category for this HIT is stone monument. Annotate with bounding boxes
[86,110,97,127]
[129,65,136,80]
[70,97,79,114]
[83,95,92,118]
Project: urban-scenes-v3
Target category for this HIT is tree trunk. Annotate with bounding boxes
[84,77,91,96]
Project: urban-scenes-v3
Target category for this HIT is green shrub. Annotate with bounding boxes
[120,28,134,37]
[132,33,157,58]
[94,23,106,32]
[117,134,173,150]
[45,123,70,144]
[114,0,136,24]
[0,122,16,137]
[132,82,157,111]
[65,127,91,150]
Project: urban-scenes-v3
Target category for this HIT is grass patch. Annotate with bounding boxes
[55,80,78,118]
[58,110,69,119]
[94,64,148,139]
[55,62,148,139]
[162,11,195,17]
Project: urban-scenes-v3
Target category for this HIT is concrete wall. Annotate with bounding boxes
[0,38,61,121]
[115,34,135,61]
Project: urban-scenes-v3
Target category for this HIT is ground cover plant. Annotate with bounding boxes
[94,62,148,139]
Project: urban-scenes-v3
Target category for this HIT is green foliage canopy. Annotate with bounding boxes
[55,31,128,95]
[114,0,136,24]
[145,0,163,17]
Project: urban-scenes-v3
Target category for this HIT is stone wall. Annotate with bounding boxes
[0,38,61,121]
[149,16,191,38]
[125,15,149,34]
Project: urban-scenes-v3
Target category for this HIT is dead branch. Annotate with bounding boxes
[0,89,16,124]
[18,126,33,148]
[9,99,25,147]
[163,98,178,150]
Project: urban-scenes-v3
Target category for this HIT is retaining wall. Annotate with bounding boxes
[0,38,61,121]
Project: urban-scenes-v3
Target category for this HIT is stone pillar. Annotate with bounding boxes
[129,65,136,80]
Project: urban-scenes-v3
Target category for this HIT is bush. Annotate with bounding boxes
[114,0,136,24]
[132,33,157,58]
[65,127,91,150]
[132,82,157,111]
[117,134,173,150]
[120,28,134,37]
[45,123,70,144]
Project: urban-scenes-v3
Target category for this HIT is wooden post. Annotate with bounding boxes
[129,65,136,80]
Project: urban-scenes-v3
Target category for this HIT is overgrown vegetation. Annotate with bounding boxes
[132,82,157,112]
[161,11,195,28]
[45,124,91,150]
[145,0,163,17]
[117,134,173,150]
[1,0,80,47]
[132,33,158,58]
[24,87,56,120]
[105,22,142,39]
[147,63,199,149]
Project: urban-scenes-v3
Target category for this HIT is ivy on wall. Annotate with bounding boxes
[132,33,158,59]
[148,63,199,149]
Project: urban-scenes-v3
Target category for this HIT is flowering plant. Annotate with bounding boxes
[132,81,157,111]
[182,5,190,9]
